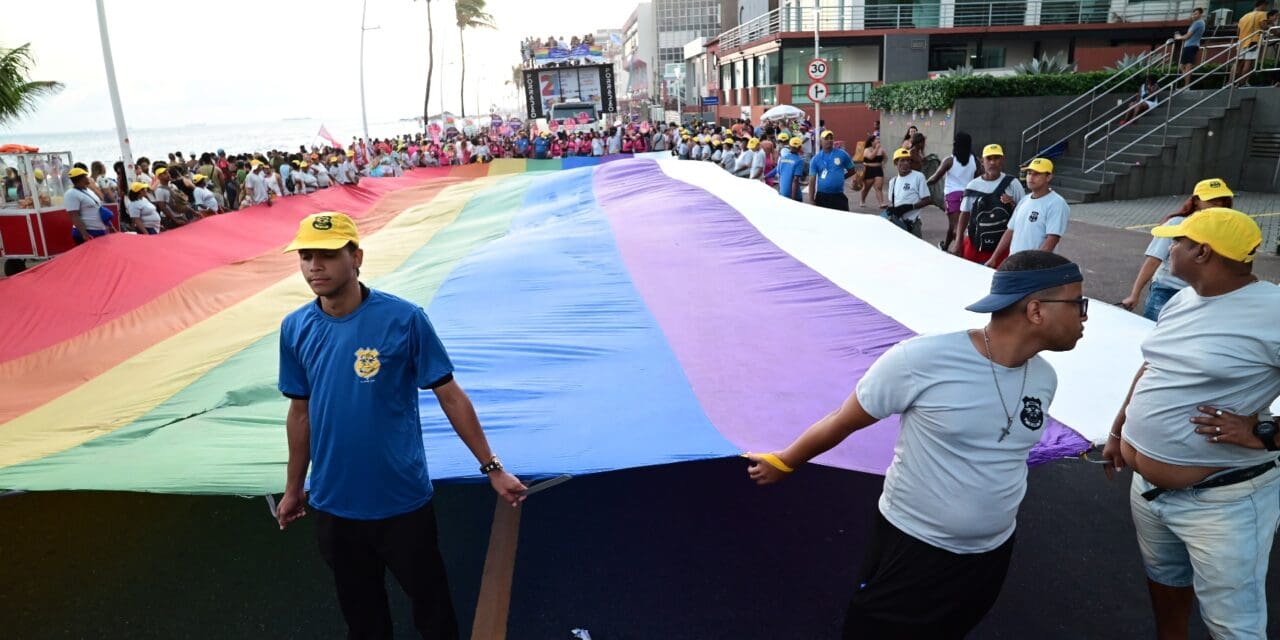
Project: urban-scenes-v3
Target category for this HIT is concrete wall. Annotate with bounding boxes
[951,95,1084,167]
[1241,89,1280,192]
[883,34,929,85]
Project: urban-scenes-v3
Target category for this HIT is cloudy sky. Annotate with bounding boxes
[2,0,636,134]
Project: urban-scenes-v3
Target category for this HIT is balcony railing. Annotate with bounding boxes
[790,82,872,105]
[718,2,1184,52]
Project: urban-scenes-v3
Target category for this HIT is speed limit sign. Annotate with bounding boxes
[807,81,829,103]
[807,58,829,81]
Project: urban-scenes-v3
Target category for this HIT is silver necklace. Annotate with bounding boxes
[982,327,1028,442]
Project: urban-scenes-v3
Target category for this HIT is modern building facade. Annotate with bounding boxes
[697,0,1214,136]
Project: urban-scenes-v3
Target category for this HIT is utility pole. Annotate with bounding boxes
[360,0,381,142]
[814,0,821,139]
[95,0,135,182]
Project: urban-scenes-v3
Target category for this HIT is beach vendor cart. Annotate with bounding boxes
[0,150,116,276]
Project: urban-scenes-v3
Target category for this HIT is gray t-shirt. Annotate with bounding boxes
[1008,190,1070,253]
[1185,19,1205,47]
[1124,281,1280,468]
[1144,215,1190,290]
[64,187,105,231]
[856,331,1059,554]
[960,174,1025,213]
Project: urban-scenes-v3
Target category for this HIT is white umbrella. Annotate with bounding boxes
[761,105,805,122]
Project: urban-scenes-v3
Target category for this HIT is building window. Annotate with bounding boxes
[929,44,969,71]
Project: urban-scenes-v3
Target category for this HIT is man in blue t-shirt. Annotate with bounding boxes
[808,130,855,211]
[773,136,807,200]
[1173,7,1206,87]
[514,135,530,158]
[532,132,551,159]
[276,212,526,639]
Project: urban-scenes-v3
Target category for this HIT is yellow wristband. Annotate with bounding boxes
[744,452,794,473]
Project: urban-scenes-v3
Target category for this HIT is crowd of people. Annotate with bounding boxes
[520,33,598,68]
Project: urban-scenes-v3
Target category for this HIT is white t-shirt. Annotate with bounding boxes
[887,170,930,221]
[720,149,738,171]
[314,165,331,187]
[64,188,105,231]
[193,186,219,212]
[1008,190,1070,253]
[857,331,1059,553]
[1145,216,1190,290]
[126,197,161,230]
[1124,281,1280,468]
[591,138,604,156]
[960,174,1025,213]
[750,149,767,179]
[734,149,756,177]
[245,171,270,203]
[690,145,703,161]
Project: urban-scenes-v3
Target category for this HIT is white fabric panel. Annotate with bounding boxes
[656,157,1157,445]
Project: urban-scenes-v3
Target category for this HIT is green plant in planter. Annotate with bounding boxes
[1014,55,1076,75]
[946,65,977,78]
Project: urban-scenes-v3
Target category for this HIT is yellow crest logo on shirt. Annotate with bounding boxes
[354,348,381,380]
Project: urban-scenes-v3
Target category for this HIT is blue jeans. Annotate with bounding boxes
[1130,466,1280,639]
[1143,283,1180,321]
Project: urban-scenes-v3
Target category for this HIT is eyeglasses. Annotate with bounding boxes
[1037,297,1089,318]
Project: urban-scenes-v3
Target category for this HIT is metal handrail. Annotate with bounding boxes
[717,2,1190,52]
[1018,40,1176,163]
[1019,35,1239,165]
[1081,29,1275,175]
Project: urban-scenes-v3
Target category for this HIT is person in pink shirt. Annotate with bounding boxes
[622,136,635,154]
[633,134,648,154]
[550,137,564,158]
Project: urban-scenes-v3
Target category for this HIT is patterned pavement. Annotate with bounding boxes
[1067,191,1280,257]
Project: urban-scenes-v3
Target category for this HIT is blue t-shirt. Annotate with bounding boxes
[1185,19,1205,47]
[515,138,529,156]
[810,148,854,194]
[533,137,550,159]
[278,287,454,520]
[776,150,804,199]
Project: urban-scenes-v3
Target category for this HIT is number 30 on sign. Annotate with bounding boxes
[807,58,829,81]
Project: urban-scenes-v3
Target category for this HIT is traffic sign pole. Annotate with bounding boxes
[814,1,820,143]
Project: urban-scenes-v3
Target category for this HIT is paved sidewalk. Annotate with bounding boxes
[1064,191,1280,256]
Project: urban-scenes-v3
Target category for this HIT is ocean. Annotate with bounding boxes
[0,118,426,166]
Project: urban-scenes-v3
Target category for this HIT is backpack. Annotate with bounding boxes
[965,175,1016,254]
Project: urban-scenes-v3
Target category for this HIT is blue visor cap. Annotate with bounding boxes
[966,262,1083,313]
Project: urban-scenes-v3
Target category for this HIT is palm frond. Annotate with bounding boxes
[0,43,64,125]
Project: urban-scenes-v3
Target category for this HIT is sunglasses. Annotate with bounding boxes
[1037,297,1089,318]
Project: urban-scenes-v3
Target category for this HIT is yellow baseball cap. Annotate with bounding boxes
[982,144,1004,157]
[723,137,734,145]
[747,137,760,150]
[299,162,309,169]
[777,132,790,141]
[1193,178,1234,201]
[346,150,355,157]
[68,167,89,178]
[155,167,167,176]
[821,130,835,139]
[1026,158,1054,174]
[192,173,208,183]
[789,137,803,148]
[1151,207,1261,263]
[893,147,911,161]
[129,182,149,193]
[284,212,361,252]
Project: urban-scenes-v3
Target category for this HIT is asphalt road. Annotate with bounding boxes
[2,201,1279,640]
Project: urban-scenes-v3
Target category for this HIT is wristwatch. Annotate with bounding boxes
[1253,420,1279,451]
[479,456,504,474]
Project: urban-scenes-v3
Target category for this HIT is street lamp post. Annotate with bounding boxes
[94,0,135,182]
[360,0,381,142]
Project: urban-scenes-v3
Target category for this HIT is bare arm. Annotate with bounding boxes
[953,210,971,253]
[927,156,952,185]
[434,379,527,505]
[283,398,311,496]
[1101,363,1148,478]
[1122,256,1163,309]
[1038,235,1062,253]
[747,389,880,484]
[986,229,1014,266]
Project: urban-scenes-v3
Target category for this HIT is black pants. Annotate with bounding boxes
[814,191,849,212]
[316,501,459,640]
[843,512,1015,640]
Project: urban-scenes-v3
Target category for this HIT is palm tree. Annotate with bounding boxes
[415,0,436,123]
[0,43,63,126]
[454,0,495,118]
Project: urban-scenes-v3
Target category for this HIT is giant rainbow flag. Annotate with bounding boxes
[0,155,1153,494]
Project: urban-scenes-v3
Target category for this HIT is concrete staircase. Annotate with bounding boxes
[1047,90,1256,203]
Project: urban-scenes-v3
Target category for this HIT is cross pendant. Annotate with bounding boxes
[999,418,1012,442]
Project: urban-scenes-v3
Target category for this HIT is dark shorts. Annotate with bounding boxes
[1180,45,1200,65]
[814,191,850,211]
[863,166,883,180]
[843,512,1015,640]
